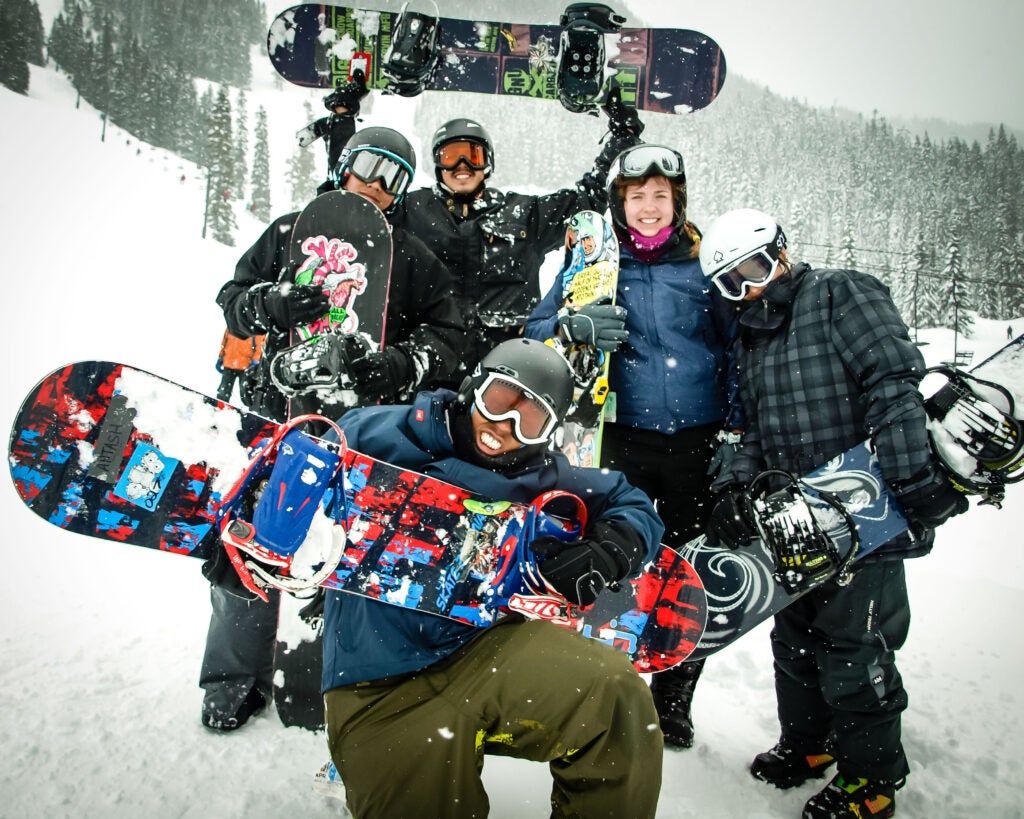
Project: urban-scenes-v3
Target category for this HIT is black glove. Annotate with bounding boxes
[323,69,369,114]
[531,519,645,606]
[557,297,628,352]
[262,283,329,330]
[896,468,969,531]
[705,485,758,549]
[350,347,413,403]
[602,83,644,137]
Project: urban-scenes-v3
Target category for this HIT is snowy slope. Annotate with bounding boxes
[2,60,1024,819]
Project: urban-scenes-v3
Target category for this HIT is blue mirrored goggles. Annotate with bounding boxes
[335,148,414,198]
[711,248,779,300]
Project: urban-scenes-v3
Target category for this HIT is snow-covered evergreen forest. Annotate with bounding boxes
[5,0,1021,334]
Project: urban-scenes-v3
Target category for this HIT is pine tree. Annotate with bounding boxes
[941,220,973,338]
[839,222,856,270]
[250,106,272,222]
[25,0,45,66]
[234,89,249,195]
[0,0,40,94]
[285,101,320,209]
[206,85,238,246]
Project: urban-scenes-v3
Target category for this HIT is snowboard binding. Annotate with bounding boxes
[217,415,348,601]
[557,3,625,113]
[924,366,1024,507]
[269,332,371,397]
[747,470,857,595]
[381,2,441,97]
[486,490,589,624]
[550,336,607,426]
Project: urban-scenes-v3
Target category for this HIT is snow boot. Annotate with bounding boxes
[649,657,704,748]
[201,686,266,732]
[802,773,903,818]
[750,741,836,789]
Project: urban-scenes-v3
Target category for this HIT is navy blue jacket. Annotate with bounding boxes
[321,390,664,691]
[525,233,740,434]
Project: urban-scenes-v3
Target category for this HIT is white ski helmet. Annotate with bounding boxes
[699,208,788,300]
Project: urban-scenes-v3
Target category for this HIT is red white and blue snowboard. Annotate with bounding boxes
[6,362,708,678]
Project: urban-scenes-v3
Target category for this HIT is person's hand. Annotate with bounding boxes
[896,469,969,531]
[602,84,645,137]
[705,485,758,549]
[531,520,644,606]
[557,297,628,352]
[262,283,329,329]
[323,69,369,113]
[350,347,411,403]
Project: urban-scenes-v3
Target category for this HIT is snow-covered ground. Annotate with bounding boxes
[2,49,1023,819]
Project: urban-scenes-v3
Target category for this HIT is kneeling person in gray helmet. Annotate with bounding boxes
[322,338,666,819]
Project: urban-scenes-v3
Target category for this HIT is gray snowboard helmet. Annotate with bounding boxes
[451,339,574,469]
[332,126,417,205]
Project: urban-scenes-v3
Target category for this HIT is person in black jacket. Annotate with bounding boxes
[699,208,968,819]
[199,126,465,732]
[392,88,644,387]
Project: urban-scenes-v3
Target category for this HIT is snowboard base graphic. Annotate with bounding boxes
[268,4,726,115]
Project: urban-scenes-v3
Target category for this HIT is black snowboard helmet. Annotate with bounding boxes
[431,117,494,184]
[450,339,574,470]
[332,126,417,207]
[606,143,687,230]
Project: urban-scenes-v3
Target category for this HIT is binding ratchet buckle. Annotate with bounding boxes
[217,415,348,601]
[748,470,857,595]
[924,367,1024,508]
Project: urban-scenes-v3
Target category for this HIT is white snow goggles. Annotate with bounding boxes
[338,148,414,199]
[711,247,780,301]
[616,144,685,180]
[473,373,559,445]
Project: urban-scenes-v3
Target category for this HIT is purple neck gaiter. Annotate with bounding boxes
[625,225,675,262]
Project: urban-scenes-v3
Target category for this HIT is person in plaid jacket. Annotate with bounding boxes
[698,208,967,819]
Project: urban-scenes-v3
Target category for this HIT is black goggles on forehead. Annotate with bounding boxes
[336,148,414,197]
[711,248,780,300]
[473,374,558,445]
[618,145,685,180]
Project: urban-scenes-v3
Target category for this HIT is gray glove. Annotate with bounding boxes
[557,298,627,352]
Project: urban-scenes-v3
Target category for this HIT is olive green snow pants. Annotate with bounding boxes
[325,618,663,819]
